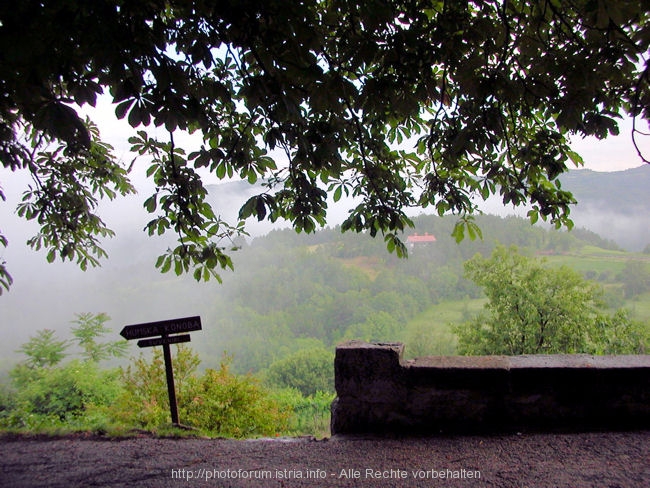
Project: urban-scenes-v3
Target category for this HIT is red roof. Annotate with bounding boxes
[406,233,436,243]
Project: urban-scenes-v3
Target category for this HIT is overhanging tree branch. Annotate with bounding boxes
[0,0,649,290]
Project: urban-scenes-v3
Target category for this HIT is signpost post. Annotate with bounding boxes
[120,316,202,425]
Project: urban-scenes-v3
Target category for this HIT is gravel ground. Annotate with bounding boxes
[1,431,648,487]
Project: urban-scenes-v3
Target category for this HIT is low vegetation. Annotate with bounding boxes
[0,327,332,438]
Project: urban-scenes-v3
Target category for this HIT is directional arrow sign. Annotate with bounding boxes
[137,334,191,349]
[119,315,202,426]
[120,316,202,340]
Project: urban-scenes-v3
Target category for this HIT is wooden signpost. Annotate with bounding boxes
[120,316,202,425]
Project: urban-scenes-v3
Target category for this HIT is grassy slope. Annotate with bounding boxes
[544,245,650,274]
[401,299,486,358]
[545,246,650,324]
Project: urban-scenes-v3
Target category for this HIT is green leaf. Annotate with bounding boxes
[115,99,135,120]
[566,149,584,167]
[385,233,396,253]
[144,195,157,213]
[466,221,483,241]
[174,258,183,276]
[160,256,172,273]
[239,197,256,220]
[451,222,465,243]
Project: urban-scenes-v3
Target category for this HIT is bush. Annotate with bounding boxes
[184,360,289,438]
[264,347,334,396]
[1,315,130,432]
[109,346,289,438]
[1,360,123,430]
[270,388,334,438]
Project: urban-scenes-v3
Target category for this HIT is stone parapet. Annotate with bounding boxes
[331,340,650,435]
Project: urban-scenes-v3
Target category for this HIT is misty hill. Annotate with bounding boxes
[2,166,649,375]
[559,165,650,251]
[3,205,646,377]
[203,165,650,251]
[561,166,649,212]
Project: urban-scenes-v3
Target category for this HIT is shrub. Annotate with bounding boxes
[1,360,123,430]
[270,388,334,438]
[265,347,334,396]
[109,346,289,438]
[185,359,290,438]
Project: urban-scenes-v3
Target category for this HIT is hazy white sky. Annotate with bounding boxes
[2,96,649,203]
[569,117,649,172]
[82,95,650,180]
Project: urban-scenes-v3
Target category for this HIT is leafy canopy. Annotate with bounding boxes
[1,1,649,290]
[12,314,128,375]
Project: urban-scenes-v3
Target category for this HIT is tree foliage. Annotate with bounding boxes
[265,347,334,396]
[3,360,123,428]
[617,259,650,298]
[13,314,128,373]
[455,246,648,355]
[70,312,129,363]
[4,317,127,430]
[1,1,649,289]
[15,329,68,370]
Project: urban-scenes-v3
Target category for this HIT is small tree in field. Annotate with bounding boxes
[454,246,648,355]
[70,312,129,363]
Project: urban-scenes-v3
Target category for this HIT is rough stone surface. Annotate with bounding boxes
[1,431,649,487]
[331,341,650,435]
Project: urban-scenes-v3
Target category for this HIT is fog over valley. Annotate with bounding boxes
[1,165,649,375]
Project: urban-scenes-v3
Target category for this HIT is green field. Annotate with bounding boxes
[624,292,650,326]
[545,246,650,275]
[402,298,486,358]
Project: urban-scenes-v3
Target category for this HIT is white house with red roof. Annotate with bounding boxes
[406,232,436,249]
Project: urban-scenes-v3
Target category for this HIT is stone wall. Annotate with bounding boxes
[331,341,650,435]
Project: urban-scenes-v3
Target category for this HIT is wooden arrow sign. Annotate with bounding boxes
[120,316,202,340]
[137,334,191,349]
[119,315,202,426]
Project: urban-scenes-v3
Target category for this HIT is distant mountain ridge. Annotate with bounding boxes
[203,166,650,251]
[561,166,649,214]
[559,166,650,251]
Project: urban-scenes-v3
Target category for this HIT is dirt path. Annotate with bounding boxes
[1,431,648,487]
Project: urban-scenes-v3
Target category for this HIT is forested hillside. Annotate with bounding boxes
[3,206,649,380]
[185,213,648,373]
[2,211,649,437]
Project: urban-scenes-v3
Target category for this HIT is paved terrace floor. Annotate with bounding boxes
[1,430,648,487]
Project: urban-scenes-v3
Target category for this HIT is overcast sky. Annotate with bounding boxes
[1,96,649,204]
[84,95,648,177]
[569,116,649,172]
